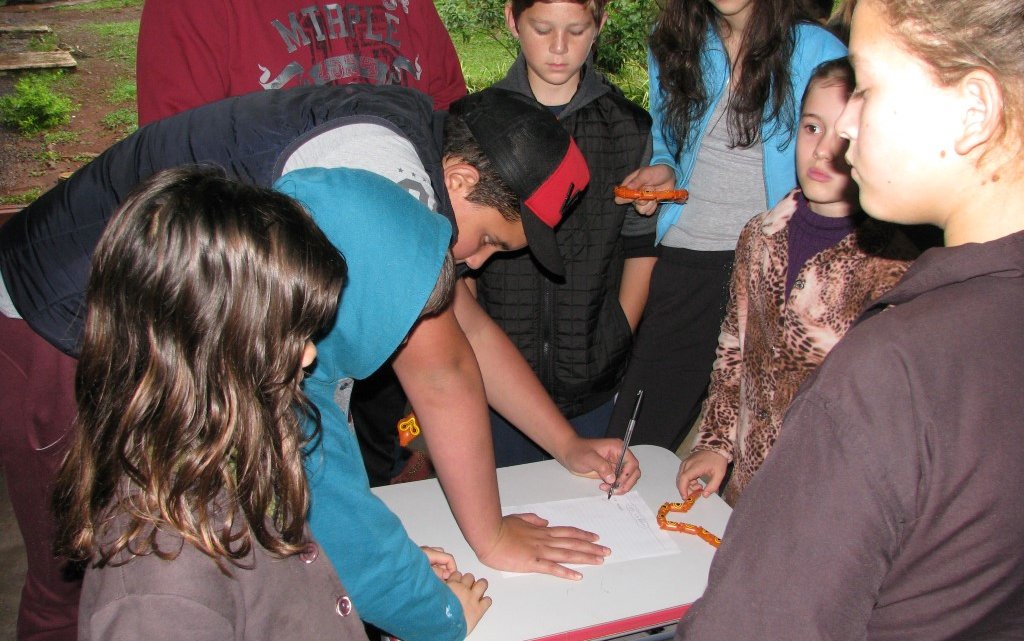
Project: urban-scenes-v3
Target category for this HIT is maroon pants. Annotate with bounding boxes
[0,315,80,641]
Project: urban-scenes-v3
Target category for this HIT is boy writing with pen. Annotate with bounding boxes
[607,390,644,499]
[470,0,657,468]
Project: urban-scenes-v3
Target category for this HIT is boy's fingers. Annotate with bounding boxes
[532,559,584,581]
[471,577,489,598]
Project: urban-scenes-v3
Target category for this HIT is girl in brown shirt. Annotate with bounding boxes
[51,167,365,641]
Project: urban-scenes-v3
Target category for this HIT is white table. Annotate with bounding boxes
[372,445,732,641]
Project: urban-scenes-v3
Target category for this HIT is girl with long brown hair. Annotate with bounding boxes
[51,166,368,640]
[607,0,846,450]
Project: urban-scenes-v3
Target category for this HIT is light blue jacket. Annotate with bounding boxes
[273,167,465,641]
[648,23,846,244]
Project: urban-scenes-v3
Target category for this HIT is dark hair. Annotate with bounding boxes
[807,0,835,22]
[649,0,819,158]
[442,111,521,222]
[508,0,606,25]
[53,167,346,570]
[421,251,457,317]
[877,0,1024,155]
[801,57,855,112]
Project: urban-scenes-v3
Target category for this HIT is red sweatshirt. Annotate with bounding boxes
[136,0,466,125]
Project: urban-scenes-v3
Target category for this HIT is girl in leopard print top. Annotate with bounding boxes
[676,58,918,506]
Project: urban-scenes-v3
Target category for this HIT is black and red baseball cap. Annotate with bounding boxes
[451,88,589,277]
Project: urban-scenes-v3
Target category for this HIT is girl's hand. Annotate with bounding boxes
[445,571,492,635]
[676,450,729,498]
[421,546,457,580]
[615,164,678,216]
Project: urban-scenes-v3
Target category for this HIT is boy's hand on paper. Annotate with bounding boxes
[421,546,457,580]
[445,571,492,635]
[614,164,677,216]
[477,514,611,581]
[676,450,728,498]
[559,437,641,494]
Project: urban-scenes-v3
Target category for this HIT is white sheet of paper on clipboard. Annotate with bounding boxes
[499,491,678,576]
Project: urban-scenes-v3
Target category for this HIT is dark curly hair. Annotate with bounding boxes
[649,0,820,159]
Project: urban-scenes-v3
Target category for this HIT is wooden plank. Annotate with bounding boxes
[0,25,52,34]
[0,50,76,71]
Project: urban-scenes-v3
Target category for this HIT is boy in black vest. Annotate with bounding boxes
[472,0,656,465]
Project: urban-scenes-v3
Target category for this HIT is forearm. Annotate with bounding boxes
[618,256,657,332]
[452,283,577,461]
[450,282,633,494]
[391,311,504,559]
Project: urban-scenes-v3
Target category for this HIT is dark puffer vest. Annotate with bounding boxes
[474,56,654,417]
[0,85,448,356]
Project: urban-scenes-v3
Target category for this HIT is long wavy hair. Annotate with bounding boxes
[53,167,346,570]
[649,0,819,159]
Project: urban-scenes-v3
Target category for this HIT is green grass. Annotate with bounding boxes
[100,107,137,134]
[83,20,140,65]
[59,0,144,11]
[106,76,136,104]
[0,188,43,206]
[27,32,59,52]
[35,148,60,163]
[451,32,516,93]
[43,130,79,145]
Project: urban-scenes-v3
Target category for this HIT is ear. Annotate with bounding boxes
[597,11,609,34]
[301,342,317,369]
[505,3,519,37]
[443,160,480,198]
[954,69,1004,156]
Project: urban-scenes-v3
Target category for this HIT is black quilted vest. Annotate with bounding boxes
[475,67,652,417]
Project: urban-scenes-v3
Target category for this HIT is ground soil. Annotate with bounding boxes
[0,0,140,207]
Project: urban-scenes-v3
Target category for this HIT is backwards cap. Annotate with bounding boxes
[450,88,589,277]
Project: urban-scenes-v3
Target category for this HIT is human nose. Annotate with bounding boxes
[815,131,849,161]
[836,94,860,143]
[550,31,568,54]
[813,135,833,160]
[463,246,499,271]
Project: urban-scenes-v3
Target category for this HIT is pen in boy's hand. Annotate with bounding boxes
[608,389,644,499]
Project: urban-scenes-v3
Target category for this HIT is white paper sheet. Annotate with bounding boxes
[500,491,678,575]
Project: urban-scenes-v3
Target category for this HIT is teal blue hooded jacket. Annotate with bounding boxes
[274,167,464,641]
